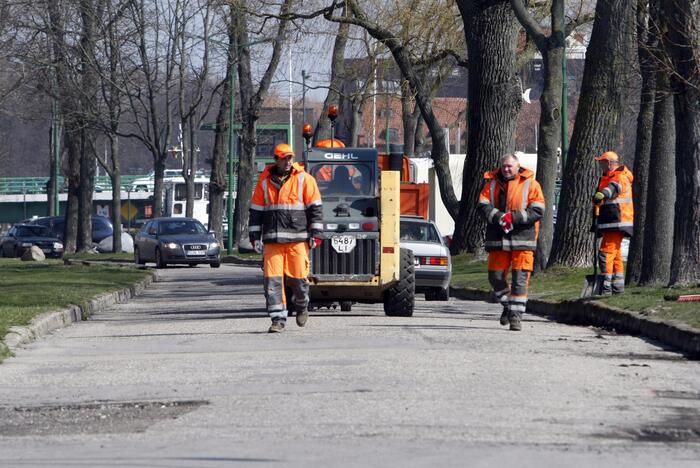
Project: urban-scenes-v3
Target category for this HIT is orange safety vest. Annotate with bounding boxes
[478,167,545,251]
[595,165,634,236]
[249,162,323,244]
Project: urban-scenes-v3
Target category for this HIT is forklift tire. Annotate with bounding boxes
[383,248,415,317]
[340,301,352,312]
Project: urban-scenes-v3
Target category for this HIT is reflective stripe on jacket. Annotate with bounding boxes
[478,167,545,252]
[595,165,634,236]
[249,162,323,244]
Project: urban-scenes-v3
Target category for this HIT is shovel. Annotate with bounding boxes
[580,205,600,298]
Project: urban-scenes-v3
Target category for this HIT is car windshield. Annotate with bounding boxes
[159,220,206,235]
[400,221,441,243]
[16,225,52,237]
[310,163,373,197]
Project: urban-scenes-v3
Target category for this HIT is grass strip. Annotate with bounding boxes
[0,258,150,361]
[451,254,700,330]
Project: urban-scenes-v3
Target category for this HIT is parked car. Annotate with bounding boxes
[0,224,64,258]
[28,215,113,244]
[133,217,220,268]
[399,215,452,301]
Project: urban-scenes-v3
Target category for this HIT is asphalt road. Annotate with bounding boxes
[0,264,699,467]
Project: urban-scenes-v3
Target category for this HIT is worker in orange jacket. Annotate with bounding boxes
[478,153,545,331]
[314,139,349,183]
[249,143,323,333]
[592,151,634,295]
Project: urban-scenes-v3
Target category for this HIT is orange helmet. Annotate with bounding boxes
[315,139,345,148]
[273,143,294,158]
[594,151,619,162]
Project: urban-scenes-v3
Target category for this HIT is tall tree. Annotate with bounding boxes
[664,0,700,286]
[120,0,178,218]
[231,0,292,250]
[451,0,522,254]
[626,0,659,284]
[510,0,593,270]
[314,5,349,143]
[548,0,637,268]
[640,59,675,286]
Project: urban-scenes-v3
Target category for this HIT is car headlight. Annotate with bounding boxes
[164,242,179,249]
[209,242,219,249]
[21,242,32,247]
[53,242,63,249]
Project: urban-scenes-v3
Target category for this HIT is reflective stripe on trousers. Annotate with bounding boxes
[597,231,625,294]
[263,241,310,320]
[487,250,533,319]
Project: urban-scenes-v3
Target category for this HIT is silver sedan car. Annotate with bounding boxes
[399,216,451,301]
[134,217,221,268]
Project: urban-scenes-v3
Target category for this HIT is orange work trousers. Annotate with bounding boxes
[597,230,625,294]
[487,250,534,318]
[263,241,310,321]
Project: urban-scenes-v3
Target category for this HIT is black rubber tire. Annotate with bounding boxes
[210,262,221,268]
[435,287,449,301]
[424,290,435,301]
[383,248,415,317]
[134,247,146,265]
[155,249,166,269]
[340,301,352,312]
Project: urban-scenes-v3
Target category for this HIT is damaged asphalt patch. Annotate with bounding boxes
[0,400,208,436]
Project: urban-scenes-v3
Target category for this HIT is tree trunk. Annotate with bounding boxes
[110,138,122,254]
[452,0,521,254]
[548,0,637,268]
[208,73,229,246]
[640,71,675,286]
[78,131,96,251]
[48,125,58,216]
[235,114,256,250]
[665,0,700,286]
[626,0,658,285]
[401,85,420,157]
[153,159,165,217]
[62,130,81,254]
[314,12,349,142]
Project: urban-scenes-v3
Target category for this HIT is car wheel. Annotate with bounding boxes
[155,249,166,269]
[383,248,415,317]
[435,287,449,301]
[210,262,221,268]
[424,290,436,301]
[134,247,146,265]
[340,301,352,312]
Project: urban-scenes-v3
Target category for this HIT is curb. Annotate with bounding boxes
[1,271,158,356]
[450,287,700,358]
[221,255,262,267]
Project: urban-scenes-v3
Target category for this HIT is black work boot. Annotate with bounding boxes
[268,320,285,333]
[296,309,309,327]
[509,311,522,331]
[499,306,509,326]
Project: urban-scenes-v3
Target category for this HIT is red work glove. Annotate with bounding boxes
[499,212,513,233]
[309,237,321,249]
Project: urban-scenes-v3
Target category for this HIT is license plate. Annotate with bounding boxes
[186,250,206,256]
[42,249,52,253]
[331,235,356,253]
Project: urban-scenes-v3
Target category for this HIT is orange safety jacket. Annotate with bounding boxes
[594,165,634,236]
[249,162,323,244]
[478,167,545,251]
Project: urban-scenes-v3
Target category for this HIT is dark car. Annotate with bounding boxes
[28,215,113,244]
[0,224,64,258]
[399,216,452,301]
[133,217,220,268]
